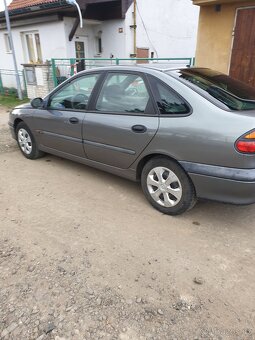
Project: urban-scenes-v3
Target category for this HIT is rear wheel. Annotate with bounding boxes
[16,122,44,159]
[141,157,196,215]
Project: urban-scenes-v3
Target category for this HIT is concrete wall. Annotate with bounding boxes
[63,17,127,60]
[0,0,199,88]
[125,0,199,60]
[195,1,255,73]
[0,18,66,87]
[63,0,199,62]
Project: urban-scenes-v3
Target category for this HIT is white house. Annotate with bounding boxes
[0,0,199,89]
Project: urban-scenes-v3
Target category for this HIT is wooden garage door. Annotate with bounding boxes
[230,8,255,87]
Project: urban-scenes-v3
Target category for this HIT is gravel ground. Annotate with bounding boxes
[0,107,255,340]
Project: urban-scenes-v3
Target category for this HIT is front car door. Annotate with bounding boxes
[83,71,159,169]
[33,73,100,158]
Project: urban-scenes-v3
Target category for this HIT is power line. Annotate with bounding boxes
[136,1,159,58]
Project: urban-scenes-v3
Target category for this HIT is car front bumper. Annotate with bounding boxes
[180,161,255,205]
[8,122,16,140]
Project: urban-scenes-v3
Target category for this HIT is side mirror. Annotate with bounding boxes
[31,97,44,109]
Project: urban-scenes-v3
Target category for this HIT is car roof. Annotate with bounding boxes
[78,65,210,79]
[78,65,187,75]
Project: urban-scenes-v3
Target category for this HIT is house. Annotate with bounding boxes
[193,0,255,87]
[0,0,199,90]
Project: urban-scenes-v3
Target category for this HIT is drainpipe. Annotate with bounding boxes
[3,0,23,100]
[133,0,137,56]
[66,0,83,28]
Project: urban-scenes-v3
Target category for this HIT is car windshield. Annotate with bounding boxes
[169,68,255,111]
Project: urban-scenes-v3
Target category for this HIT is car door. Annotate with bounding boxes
[33,73,100,158]
[83,71,159,169]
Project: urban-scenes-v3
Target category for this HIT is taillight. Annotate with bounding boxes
[236,129,255,153]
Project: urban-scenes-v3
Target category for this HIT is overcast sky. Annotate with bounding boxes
[0,0,12,11]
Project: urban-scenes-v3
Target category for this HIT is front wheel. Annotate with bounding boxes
[16,122,44,159]
[141,157,196,215]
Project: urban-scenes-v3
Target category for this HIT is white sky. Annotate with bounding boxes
[0,0,12,11]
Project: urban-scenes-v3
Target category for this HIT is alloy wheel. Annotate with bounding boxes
[18,128,32,155]
[147,166,182,207]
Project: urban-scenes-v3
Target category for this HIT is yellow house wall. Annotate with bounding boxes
[195,1,255,73]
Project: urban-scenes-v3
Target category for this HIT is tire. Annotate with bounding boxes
[141,157,197,215]
[16,122,45,160]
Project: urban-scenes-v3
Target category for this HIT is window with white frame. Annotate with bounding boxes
[4,33,12,53]
[24,31,42,63]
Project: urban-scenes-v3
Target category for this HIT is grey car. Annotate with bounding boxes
[9,66,255,215]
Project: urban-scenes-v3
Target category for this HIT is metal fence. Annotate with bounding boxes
[51,57,195,87]
[0,69,27,97]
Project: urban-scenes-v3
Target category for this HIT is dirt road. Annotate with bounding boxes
[0,107,255,340]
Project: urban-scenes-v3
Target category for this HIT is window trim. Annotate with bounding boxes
[23,31,42,63]
[90,70,158,117]
[46,72,103,112]
[148,75,193,117]
[4,33,12,53]
[96,36,102,55]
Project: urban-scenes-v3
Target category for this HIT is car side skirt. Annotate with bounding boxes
[39,145,137,181]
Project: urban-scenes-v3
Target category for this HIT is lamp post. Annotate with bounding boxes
[66,0,83,28]
[3,0,23,100]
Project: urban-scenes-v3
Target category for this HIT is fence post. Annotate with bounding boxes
[51,58,58,87]
[22,70,27,97]
[70,58,76,76]
[0,71,3,94]
[116,58,120,65]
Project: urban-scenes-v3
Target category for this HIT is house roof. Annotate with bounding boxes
[8,0,59,10]
[192,0,255,5]
[0,0,133,22]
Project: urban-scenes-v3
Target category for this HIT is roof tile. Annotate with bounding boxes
[9,0,59,10]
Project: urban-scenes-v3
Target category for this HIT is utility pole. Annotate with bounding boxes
[4,0,23,100]
[133,0,137,56]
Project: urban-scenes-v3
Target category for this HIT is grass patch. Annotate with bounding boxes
[0,95,29,109]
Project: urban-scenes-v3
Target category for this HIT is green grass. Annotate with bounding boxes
[0,95,29,109]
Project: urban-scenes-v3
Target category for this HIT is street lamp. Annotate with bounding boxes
[66,0,83,28]
[3,0,23,100]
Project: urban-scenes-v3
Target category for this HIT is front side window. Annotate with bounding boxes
[24,31,42,63]
[154,81,190,115]
[49,74,99,110]
[96,73,150,113]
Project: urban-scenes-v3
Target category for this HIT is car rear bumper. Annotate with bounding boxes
[180,161,255,205]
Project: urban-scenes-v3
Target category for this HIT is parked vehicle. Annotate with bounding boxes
[9,66,255,215]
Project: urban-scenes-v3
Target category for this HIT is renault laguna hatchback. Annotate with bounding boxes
[9,67,255,215]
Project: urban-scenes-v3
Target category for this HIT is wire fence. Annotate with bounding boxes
[51,57,195,87]
[0,69,27,97]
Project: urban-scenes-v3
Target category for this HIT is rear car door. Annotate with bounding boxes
[83,71,159,169]
[33,73,100,157]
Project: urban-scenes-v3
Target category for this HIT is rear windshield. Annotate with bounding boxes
[169,68,255,111]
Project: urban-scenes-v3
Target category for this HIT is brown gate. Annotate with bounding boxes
[230,8,255,87]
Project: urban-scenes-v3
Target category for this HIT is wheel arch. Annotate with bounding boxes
[13,118,24,132]
[136,152,181,181]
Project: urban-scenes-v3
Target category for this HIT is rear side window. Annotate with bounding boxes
[149,76,190,115]
[96,73,150,113]
[170,68,255,111]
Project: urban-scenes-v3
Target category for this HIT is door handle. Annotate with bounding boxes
[69,117,79,124]
[132,125,147,133]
